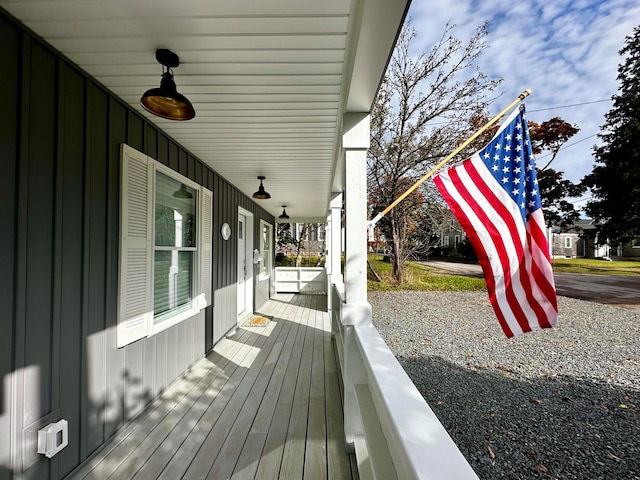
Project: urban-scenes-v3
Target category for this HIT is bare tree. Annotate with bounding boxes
[295,223,309,267]
[368,19,501,282]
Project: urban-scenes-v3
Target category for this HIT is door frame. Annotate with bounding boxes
[237,206,254,322]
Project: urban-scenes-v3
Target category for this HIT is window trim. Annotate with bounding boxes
[259,220,273,281]
[117,144,212,347]
[564,236,572,249]
[150,164,203,335]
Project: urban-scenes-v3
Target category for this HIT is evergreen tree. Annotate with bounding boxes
[583,26,640,241]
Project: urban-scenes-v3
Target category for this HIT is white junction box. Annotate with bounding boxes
[37,419,68,458]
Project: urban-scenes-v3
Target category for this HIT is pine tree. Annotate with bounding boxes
[583,26,640,241]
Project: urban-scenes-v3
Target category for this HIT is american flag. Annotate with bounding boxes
[433,106,558,337]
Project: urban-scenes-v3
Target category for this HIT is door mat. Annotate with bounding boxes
[242,315,271,327]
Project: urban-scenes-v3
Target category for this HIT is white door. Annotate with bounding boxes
[237,214,247,315]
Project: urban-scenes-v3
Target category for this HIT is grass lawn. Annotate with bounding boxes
[367,254,486,291]
[551,258,640,275]
[366,255,640,292]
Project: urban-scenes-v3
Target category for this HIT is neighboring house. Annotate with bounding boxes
[572,219,612,259]
[276,222,326,256]
[553,218,640,260]
[0,2,477,479]
[548,227,581,259]
[440,219,467,252]
[294,223,327,255]
[618,237,640,257]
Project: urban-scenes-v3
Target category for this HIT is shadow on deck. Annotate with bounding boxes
[67,293,358,480]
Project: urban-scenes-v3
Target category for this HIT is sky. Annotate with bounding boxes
[409,0,640,210]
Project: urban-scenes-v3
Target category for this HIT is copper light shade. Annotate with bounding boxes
[140,49,195,121]
[279,206,290,219]
[252,176,271,200]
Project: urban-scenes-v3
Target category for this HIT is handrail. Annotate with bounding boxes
[330,282,345,374]
[330,281,478,479]
[354,324,479,479]
[274,266,327,293]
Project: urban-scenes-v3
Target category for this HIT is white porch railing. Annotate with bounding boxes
[331,282,479,480]
[275,267,327,293]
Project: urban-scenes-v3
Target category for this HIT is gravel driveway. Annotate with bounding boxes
[369,291,640,480]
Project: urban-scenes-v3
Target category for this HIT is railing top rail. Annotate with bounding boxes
[331,281,345,301]
[354,323,479,480]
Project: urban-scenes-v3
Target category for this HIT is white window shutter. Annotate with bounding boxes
[199,187,213,309]
[117,145,152,348]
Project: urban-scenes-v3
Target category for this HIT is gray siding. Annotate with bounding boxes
[210,177,275,345]
[0,10,274,480]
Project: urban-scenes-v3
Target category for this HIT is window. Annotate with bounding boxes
[298,223,308,241]
[154,172,197,324]
[454,235,460,247]
[318,224,326,242]
[117,145,212,348]
[564,237,572,249]
[260,220,273,278]
[443,236,450,247]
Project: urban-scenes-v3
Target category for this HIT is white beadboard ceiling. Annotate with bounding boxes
[0,0,410,221]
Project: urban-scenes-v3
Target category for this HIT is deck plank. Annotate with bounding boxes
[158,299,288,480]
[131,297,293,480]
[277,295,317,479]
[304,296,328,479]
[205,309,298,479]
[252,295,313,480]
[69,331,254,480]
[179,297,300,479]
[66,294,355,480]
[227,296,304,480]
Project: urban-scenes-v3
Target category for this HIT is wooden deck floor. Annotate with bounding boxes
[68,293,358,480]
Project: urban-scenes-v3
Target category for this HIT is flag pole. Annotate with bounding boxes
[369,89,532,226]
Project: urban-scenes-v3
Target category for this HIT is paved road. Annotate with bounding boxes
[420,260,640,311]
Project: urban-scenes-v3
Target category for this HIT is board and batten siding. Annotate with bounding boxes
[0,10,274,480]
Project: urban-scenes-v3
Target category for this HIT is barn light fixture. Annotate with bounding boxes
[252,176,271,200]
[279,206,290,219]
[173,184,193,199]
[140,49,195,121]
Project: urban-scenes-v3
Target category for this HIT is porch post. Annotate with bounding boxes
[327,192,343,285]
[342,113,372,448]
[343,113,370,306]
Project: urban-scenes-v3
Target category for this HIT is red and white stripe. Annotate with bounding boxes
[433,153,558,337]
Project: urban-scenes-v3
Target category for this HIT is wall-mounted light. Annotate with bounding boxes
[140,49,195,121]
[279,206,290,219]
[252,176,271,200]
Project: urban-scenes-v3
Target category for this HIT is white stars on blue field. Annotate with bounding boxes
[479,108,541,220]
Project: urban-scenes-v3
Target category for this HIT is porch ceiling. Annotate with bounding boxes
[1,0,410,221]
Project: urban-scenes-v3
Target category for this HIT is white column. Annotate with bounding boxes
[343,113,370,308]
[341,113,372,449]
[327,192,343,284]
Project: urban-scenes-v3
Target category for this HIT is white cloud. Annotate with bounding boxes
[410,0,640,185]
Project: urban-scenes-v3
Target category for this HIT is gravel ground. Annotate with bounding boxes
[369,291,640,480]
